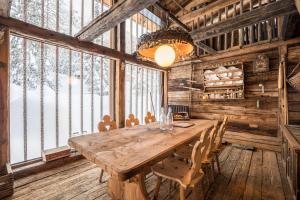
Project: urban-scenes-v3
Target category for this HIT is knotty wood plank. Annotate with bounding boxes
[69,120,216,181]
[14,159,89,188]
[243,150,263,200]
[223,149,253,200]
[76,0,158,41]
[12,162,97,198]
[0,0,11,17]
[0,27,8,166]
[191,0,297,41]
[208,147,243,200]
[261,151,285,200]
[276,152,295,200]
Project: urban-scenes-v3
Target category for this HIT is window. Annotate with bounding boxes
[10,0,112,47]
[125,9,162,54]
[125,63,162,124]
[9,34,112,164]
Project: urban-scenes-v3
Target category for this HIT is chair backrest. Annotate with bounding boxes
[125,114,140,128]
[182,128,211,185]
[145,112,156,124]
[206,125,218,159]
[98,115,117,132]
[214,116,228,149]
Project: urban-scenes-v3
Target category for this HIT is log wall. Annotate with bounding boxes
[169,49,280,137]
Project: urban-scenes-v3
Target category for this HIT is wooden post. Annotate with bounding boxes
[278,45,288,132]
[163,71,168,111]
[0,27,9,165]
[115,21,126,128]
[239,0,244,48]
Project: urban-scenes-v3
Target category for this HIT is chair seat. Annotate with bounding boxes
[152,157,204,188]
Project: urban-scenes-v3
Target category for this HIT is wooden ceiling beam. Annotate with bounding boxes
[76,0,158,41]
[0,17,165,71]
[154,2,216,54]
[0,0,11,17]
[179,0,240,24]
[191,0,298,42]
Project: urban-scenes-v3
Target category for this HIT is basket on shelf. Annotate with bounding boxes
[288,63,300,91]
[0,163,14,199]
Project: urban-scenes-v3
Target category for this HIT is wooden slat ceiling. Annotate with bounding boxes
[155,0,215,16]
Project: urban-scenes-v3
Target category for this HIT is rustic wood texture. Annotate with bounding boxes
[0,0,11,17]
[68,119,216,181]
[76,0,158,41]
[8,145,293,200]
[42,146,71,162]
[169,50,279,139]
[0,17,164,71]
[0,28,8,166]
[191,0,298,41]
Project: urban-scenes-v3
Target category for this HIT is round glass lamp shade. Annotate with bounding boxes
[154,45,176,67]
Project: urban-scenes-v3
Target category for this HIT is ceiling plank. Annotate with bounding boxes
[0,0,12,17]
[76,0,158,41]
[0,17,165,71]
[154,2,216,54]
[179,0,239,24]
[191,0,298,42]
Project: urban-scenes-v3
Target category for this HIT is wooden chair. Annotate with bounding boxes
[174,125,218,184]
[212,116,228,173]
[152,128,211,200]
[144,112,156,124]
[125,114,140,128]
[97,115,117,183]
[97,115,117,132]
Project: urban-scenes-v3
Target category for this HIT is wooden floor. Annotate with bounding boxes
[6,145,293,200]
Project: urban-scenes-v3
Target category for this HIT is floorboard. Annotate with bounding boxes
[5,145,292,200]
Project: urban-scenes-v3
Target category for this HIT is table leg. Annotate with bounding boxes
[108,173,150,200]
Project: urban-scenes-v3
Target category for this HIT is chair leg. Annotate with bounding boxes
[169,180,172,197]
[215,153,221,174]
[99,169,104,183]
[153,177,162,200]
[179,186,185,200]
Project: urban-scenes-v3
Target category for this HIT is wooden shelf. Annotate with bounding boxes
[202,63,245,101]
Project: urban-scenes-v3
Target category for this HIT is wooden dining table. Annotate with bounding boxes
[68,119,217,200]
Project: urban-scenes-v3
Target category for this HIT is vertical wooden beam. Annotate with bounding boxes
[231,3,237,48]
[278,45,288,132]
[0,27,9,165]
[163,71,168,110]
[115,21,126,127]
[249,0,254,44]
[239,0,244,48]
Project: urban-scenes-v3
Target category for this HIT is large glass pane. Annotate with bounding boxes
[10,36,25,163]
[27,0,42,26]
[44,0,57,31]
[83,0,93,26]
[102,58,110,116]
[82,53,92,132]
[10,0,24,20]
[72,0,82,35]
[93,56,101,131]
[43,44,56,150]
[59,0,71,34]
[131,65,137,117]
[58,47,70,146]
[26,40,41,160]
[71,51,81,135]
[125,64,131,118]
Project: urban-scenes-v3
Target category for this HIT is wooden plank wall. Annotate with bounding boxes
[169,49,280,137]
[287,45,300,125]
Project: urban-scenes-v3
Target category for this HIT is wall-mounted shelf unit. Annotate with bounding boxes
[202,63,244,100]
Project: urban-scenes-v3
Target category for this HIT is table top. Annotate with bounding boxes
[68,119,217,180]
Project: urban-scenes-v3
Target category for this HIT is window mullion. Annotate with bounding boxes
[23,39,27,161]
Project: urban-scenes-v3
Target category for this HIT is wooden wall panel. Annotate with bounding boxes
[168,50,280,137]
[287,45,300,125]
